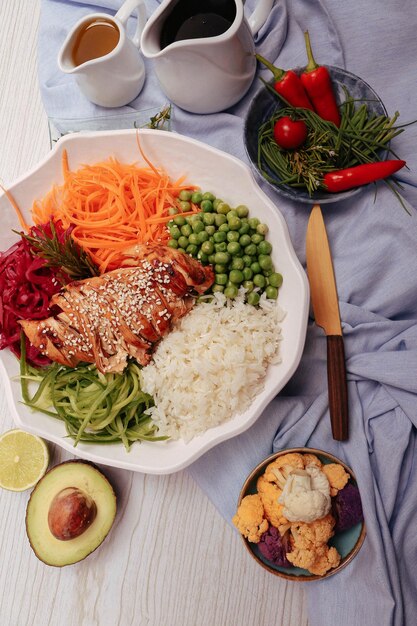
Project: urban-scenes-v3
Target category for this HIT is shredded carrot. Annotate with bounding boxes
[31,148,200,273]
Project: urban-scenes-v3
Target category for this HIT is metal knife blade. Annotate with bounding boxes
[306,204,348,441]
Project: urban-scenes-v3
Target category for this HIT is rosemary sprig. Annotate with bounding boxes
[146,104,172,130]
[19,220,99,282]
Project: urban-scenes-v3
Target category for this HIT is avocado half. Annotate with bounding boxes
[26,460,117,567]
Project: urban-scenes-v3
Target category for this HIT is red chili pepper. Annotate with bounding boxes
[256,54,314,111]
[301,31,341,127]
[323,160,406,192]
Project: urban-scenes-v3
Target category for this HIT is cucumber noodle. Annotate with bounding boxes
[20,335,168,451]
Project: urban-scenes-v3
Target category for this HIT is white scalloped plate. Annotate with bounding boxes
[0,129,309,474]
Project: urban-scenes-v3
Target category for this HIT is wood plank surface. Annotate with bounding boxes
[0,2,308,625]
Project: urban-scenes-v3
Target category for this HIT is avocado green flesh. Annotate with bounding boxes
[26,461,117,567]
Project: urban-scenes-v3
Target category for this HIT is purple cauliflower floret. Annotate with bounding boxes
[258,526,292,567]
[333,483,364,532]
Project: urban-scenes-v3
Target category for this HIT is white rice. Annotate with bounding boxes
[140,291,285,441]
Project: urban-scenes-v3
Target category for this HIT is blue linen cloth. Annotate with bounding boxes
[39,1,417,624]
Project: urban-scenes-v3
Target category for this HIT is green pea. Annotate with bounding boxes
[214,264,227,273]
[224,284,238,299]
[242,255,252,267]
[242,280,254,293]
[179,190,192,201]
[239,234,251,247]
[201,199,214,213]
[188,233,200,245]
[173,215,186,227]
[219,223,230,233]
[214,251,231,265]
[213,198,223,210]
[231,257,245,271]
[179,200,191,212]
[248,217,260,230]
[192,220,205,234]
[201,240,214,255]
[213,231,227,243]
[229,269,244,284]
[191,192,203,204]
[247,291,260,306]
[169,225,181,240]
[245,243,257,256]
[205,225,216,236]
[227,241,241,255]
[198,251,209,264]
[168,206,179,215]
[251,233,264,244]
[212,284,225,293]
[268,272,283,288]
[266,286,278,300]
[215,242,227,252]
[243,267,253,280]
[228,216,242,231]
[251,261,261,274]
[178,236,189,249]
[236,204,249,217]
[227,230,240,242]
[214,213,227,226]
[203,212,215,225]
[202,192,216,202]
[253,274,266,288]
[258,240,272,255]
[215,273,228,286]
[239,222,250,235]
[216,202,231,215]
[197,230,209,243]
[208,254,216,264]
[167,239,178,249]
[259,255,273,271]
[181,224,192,237]
[186,244,198,256]
[227,209,238,218]
[257,223,269,236]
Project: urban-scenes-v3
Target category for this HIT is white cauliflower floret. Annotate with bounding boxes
[279,466,331,523]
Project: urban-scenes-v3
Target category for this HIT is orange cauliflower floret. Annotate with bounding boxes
[263,453,305,489]
[302,453,322,468]
[287,543,341,576]
[232,494,268,543]
[290,514,336,550]
[322,463,350,496]
[257,475,290,533]
[307,545,341,576]
[286,546,317,570]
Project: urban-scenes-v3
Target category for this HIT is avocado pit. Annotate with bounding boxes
[48,487,97,540]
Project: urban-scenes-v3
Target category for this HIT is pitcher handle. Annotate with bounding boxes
[115,0,147,48]
[247,0,275,35]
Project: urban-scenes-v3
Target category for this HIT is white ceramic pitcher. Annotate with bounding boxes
[141,0,275,114]
[58,0,147,108]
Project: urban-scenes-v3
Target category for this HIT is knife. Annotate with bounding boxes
[305,204,348,441]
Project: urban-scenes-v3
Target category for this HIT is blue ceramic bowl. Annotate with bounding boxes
[244,66,388,204]
[237,447,366,581]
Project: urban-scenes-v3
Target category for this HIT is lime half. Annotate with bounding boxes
[0,429,49,492]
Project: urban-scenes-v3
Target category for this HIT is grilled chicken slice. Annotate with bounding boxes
[19,245,214,373]
[108,243,214,294]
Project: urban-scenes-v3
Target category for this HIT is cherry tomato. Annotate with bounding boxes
[273,116,308,150]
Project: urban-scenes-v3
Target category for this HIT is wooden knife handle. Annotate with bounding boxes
[326,335,349,441]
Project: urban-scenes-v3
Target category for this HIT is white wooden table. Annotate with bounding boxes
[0,3,308,625]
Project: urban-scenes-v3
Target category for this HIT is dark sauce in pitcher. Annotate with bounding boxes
[160,0,236,48]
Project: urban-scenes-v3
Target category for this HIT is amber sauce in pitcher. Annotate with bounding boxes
[72,18,120,66]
